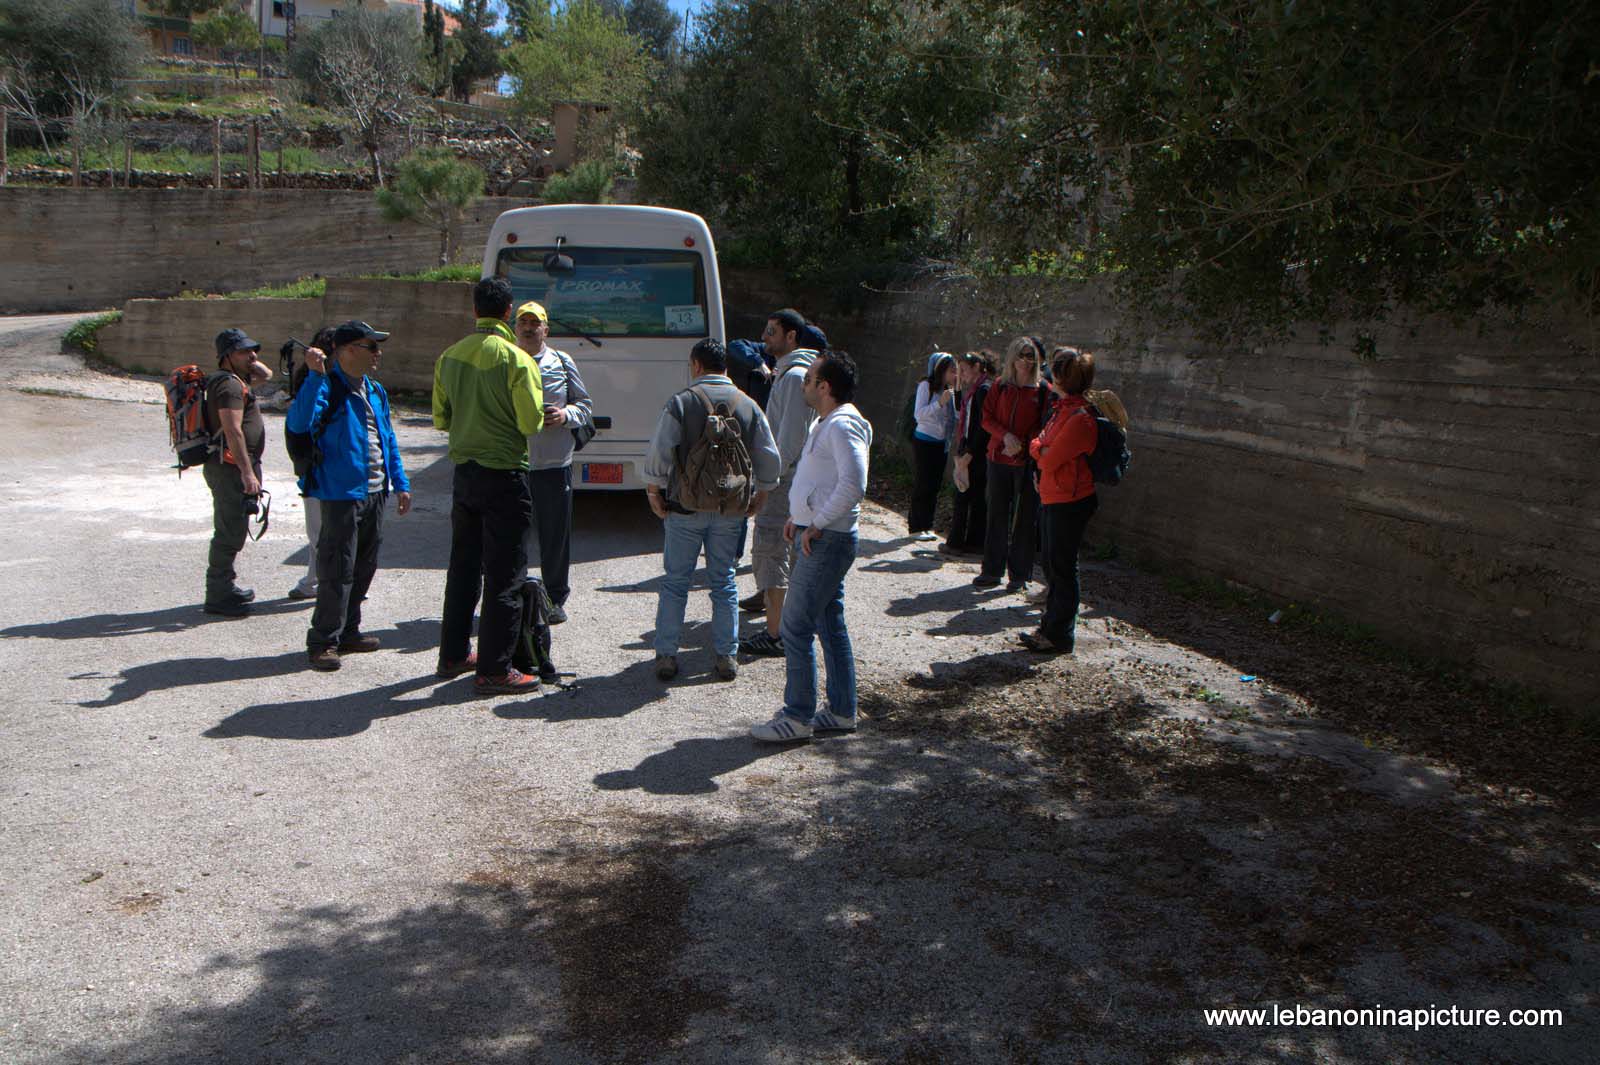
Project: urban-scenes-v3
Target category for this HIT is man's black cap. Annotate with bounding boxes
[332,320,390,348]
[797,323,828,350]
[214,327,261,360]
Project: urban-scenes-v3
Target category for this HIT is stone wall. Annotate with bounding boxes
[721,270,1600,709]
[0,188,530,312]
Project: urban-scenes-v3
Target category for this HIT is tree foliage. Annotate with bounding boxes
[504,0,655,121]
[0,0,147,150]
[288,8,424,185]
[541,158,615,204]
[376,147,486,264]
[190,6,262,79]
[448,0,502,103]
[599,0,681,63]
[636,0,1018,277]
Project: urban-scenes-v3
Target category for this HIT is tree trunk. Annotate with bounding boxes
[123,138,132,189]
[249,120,260,190]
[439,226,449,267]
[1,101,8,188]
[71,131,81,189]
[213,118,223,188]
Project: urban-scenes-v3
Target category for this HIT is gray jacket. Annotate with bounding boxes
[525,345,594,471]
[766,348,820,476]
[642,373,781,511]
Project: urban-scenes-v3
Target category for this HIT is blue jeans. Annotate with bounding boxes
[654,510,745,657]
[780,528,859,722]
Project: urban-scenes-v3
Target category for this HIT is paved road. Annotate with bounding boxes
[0,317,1590,1065]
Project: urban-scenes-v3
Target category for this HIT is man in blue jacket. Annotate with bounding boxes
[287,320,413,672]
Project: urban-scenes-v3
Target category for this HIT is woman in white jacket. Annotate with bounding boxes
[907,352,957,541]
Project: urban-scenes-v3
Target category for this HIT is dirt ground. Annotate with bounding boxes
[1,317,1594,1064]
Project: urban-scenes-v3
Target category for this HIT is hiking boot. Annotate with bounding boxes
[739,592,766,614]
[812,709,858,732]
[714,654,738,681]
[308,646,341,672]
[654,654,679,681]
[738,631,784,657]
[547,602,569,625]
[338,633,380,654]
[972,574,1002,589]
[226,585,256,604]
[1019,629,1072,655]
[474,670,540,696]
[750,712,812,742]
[202,599,251,618]
[436,652,477,679]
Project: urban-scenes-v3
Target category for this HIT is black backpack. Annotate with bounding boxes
[512,577,558,683]
[1084,405,1132,486]
[284,369,349,483]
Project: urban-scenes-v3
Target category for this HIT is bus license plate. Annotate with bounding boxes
[581,463,624,485]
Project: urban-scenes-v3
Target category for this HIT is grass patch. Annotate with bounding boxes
[360,264,482,283]
[177,276,326,300]
[10,144,350,174]
[62,311,122,355]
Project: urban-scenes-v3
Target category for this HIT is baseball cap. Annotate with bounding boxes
[214,327,261,360]
[797,323,828,351]
[515,301,548,323]
[331,320,390,347]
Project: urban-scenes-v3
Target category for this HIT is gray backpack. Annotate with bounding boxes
[676,386,754,515]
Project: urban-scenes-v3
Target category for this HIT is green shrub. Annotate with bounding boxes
[541,159,615,204]
[62,311,122,355]
[176,277,326,300]
[362,264,481,283]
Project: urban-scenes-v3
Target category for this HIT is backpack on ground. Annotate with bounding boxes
[1085,404,1132,486]
[512,577,558,683]
[676,386,754,515]
[165,365,221,472]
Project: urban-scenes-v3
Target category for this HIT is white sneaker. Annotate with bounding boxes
[913,530,939,542]
[750,713,813,741]
[811,710,858,732]
[1026,585,1049,604]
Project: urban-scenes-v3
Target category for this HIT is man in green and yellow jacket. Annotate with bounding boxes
[433,277,545,694]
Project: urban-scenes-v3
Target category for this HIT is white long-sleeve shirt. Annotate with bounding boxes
[788,403,873,532]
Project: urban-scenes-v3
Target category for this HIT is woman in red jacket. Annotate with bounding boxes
[974,336,1049,591]
[1021,347,1102,653]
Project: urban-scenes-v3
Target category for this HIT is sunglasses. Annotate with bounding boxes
[355,342,381,353]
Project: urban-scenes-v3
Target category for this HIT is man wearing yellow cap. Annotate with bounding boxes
[514,301,593,624]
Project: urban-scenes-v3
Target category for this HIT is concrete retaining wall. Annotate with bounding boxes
[0,188,530,313]
[721,270,1600,710]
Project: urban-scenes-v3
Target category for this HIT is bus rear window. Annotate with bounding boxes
[496,247,708,338]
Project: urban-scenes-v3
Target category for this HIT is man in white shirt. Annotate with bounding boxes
[750,350,873,741]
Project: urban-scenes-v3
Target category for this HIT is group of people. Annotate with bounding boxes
[904,336,1128,654]
[193,282,869,742]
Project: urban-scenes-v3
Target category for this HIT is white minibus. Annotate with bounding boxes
[481,204,724,490]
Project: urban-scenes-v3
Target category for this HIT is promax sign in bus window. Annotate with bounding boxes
[498,249,709,338]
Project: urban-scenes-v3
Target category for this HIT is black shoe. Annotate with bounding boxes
[308,646,342,671]
[1019,630,1072,654]
[1005,579,1027,593]
[739,592,766,614]
[547,602,568,625]
[538,661,559,682]
[739,631,785,657]
[202,599,250,618]
[972,575,1002,589]
[225,586,255,603]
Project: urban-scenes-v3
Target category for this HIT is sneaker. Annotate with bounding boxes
[811,709,858,732]
[1026,585,1049,604]
[654,654,679,681]
[972,574,1002,589]
[338,633,380,654]
[913,530,939,542]
[547,602,569,625]
[436,652,477,679]
[738,630,784,657]
[739,592,766,614]
[1005,579,1028,593]
[750,712,813,741]
[308,646,341,672]
[202,599,250,618]
[288,583,317,601]
[714,655,738,681]
[474,670,540,696]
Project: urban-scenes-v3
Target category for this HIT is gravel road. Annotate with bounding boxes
[0,315,1592,1064]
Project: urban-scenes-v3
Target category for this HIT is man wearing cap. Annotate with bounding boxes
[513,300,592,624]
[287,321,412,672]
[433,277,546,695]
[202,328,272,617]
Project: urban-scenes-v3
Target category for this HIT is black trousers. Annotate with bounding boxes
[526,465,573,605]
[202,457,256,603]
[908,437,947,533]
[309,491,387,649]
[441,462,533,677]
[980,460,1039,583]
[1039,495,1098,649]
[947,453,989,550]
